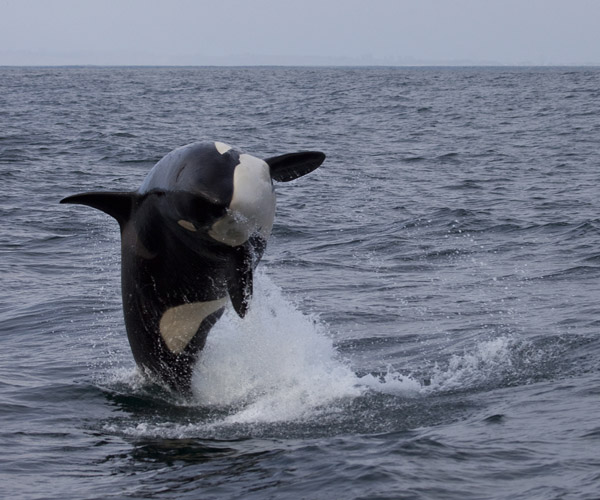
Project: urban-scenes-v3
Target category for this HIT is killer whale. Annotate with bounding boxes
[61,141,325,391]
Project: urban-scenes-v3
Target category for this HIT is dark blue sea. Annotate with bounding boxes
[1,66,600,499]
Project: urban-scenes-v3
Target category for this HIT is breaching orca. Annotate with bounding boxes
[61,141,325,391]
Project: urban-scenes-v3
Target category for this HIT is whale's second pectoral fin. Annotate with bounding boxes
[60,191,137,228]
[228,244,254,318]
[265,151,326,182]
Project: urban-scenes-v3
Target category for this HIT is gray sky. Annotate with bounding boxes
[1,0,599,66]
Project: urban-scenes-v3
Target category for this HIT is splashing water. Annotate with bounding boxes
[192,273,422,423]
[98,272,529,435]
[425,336,518,393]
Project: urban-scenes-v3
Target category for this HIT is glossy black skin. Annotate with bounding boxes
[61,142,325,392]
[119,191,260,390]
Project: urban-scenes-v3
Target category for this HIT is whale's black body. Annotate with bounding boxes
[62,141,325,391]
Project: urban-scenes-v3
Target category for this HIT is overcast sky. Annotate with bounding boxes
[1,0,599,66]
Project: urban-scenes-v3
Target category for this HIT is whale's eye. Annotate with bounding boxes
[177,220,197,232]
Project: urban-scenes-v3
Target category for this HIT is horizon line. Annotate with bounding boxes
[2,63,600,68]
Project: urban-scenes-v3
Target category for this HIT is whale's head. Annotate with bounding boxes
[139,141,325,248]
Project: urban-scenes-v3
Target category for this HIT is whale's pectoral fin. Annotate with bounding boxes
[60,191,137,228]
[265,151,326,182]
[228,244,254,318]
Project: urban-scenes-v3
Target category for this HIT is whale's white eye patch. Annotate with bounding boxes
[214,141,232,155]
[177,220,197,232]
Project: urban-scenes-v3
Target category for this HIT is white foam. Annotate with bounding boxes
[357,367,422,395]
[425,336,516,392]
[191,273,365,423]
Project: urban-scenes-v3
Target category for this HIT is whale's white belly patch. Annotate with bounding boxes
[159,298,227,354]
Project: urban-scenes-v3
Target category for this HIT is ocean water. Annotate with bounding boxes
[1,66,600,499]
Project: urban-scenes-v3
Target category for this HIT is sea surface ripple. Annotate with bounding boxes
[1,66,600,499]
